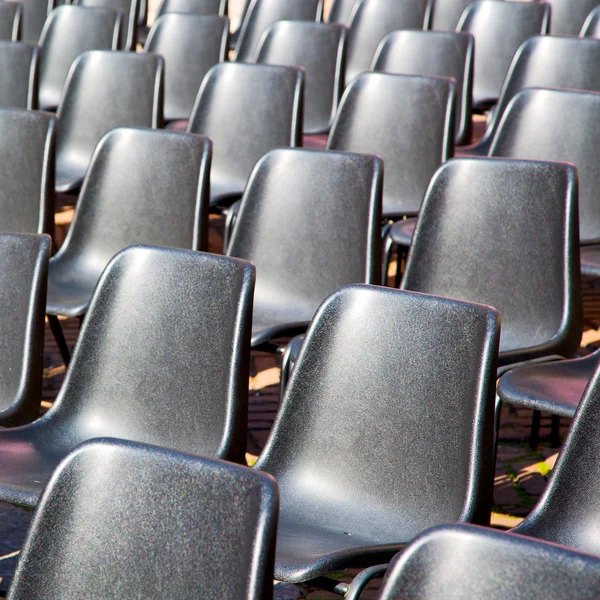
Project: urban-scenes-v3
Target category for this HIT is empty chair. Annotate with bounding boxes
[55,50,163,194]
[546,0,599,34]
[0,244,254,508]
[233,0,322,63]
[326,0,357,24]
[75,0,139,49]
[255,285,499,587]
[581,5,600,36]
[372,30,473,145]
[255,21,346,135]
[457,0,550,110]
[144,14,228,122]
[7,439,277,599]
[429,0,472,31]
[0,42,38,109]
[227,148,382,347]
[0,234,49,427]
[10,0,51,42]
[344,0,433,85]
[0,2,22,40]
[187,62,302,208]
[37,5,121,111]
[328,72,454,219]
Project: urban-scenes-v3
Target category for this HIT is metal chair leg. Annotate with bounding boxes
[550,415,561,448]
[529,410,541,448]
[345,564,389,600]
[48,314,70,366]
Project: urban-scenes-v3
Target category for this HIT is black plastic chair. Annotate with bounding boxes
[429,0,472,31]
[54,50,163,194]
[0,244,254,509]
[327,72,454,219]
[145,14,228,123]
[155,0,227,17]
[326,0,357,25]
[75,0,139,49]
[254,21,346,135]
[255,284,499,587]
[0,234,49,427]
[581,5,600,36]
[457,0,550,110]
[37,5,121,111]
[233,0,322,63]
[0,2,22,40]
[465,36,600,156]
[344,0,433,86]
[375,524,600,600]
[227,148,382,347]
[7,438,277,600]
[372,30,473,145]
[12,0,52,42]
[0,42,38,109]
[187,62,303,208]
[546,0,599,34]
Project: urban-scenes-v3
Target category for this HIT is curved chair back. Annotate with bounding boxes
[328,72,454,218]
[490,88,600,244]
[255,21,346,134]
[345,0,433,85]
[0,42,37,109]
[372,30,473,145]
[234,0,322,63]
[0,109,55,236]
[155,0,227,17]
[75,0,139,49]
[55,50,163,194]
[402,158,582,365]
[581,5,600,36]
[476,36,600,154]
[429,0,472,31]
[0,234,49,427]
[145,14,228,122]
[8,438,277,599]
[457,0,550,109]
[188,63,303,206]
[227,149,382,344]
[13,0,52,42]
[327,0,357,24]
[0,2,22,40]
[379,524,600,600]
[38,5,121,111]
[546,0,599,34]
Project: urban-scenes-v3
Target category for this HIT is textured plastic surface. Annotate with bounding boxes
[145,14,228,121]
[255,21,345,135]
[379,524,600,600]
[581,6,600,36]
[429,0,472,31]
[457,0,550,109]
[326,0,357,24]
[47,127,210,317]
[0,42,38,109]
[188,62,303,207]
[234,0,321,63]
[10,0,51,43]
[490,87,600,244]
[227,148,382,346]
[55,50,163,194]
[0,245,254,508]
[0,2,21,41]
[156,0,227,18]
[38,5,121,111]
[546,0,599,34]
[75,0,139,49]
[402,158,582,366]
[344,0,432,85]
[256,285,499,582]
[372,30,473,145]
[328,72,454,218]
[8,439,277,600]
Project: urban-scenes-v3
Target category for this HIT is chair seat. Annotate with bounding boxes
[251,307,311,347]
[580,244,600,277]
[46,270,97,317]
[210,175,247,208]
[390,218,417,246]
[497,351,599,418]
[55,170,85,195]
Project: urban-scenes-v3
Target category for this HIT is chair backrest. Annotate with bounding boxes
[227,149,382,322]
[0,42,37,110]
[233,0,322,63]
[10,0,52,42]
[55,50,163,193]
[75,0,139,49]
[345,0,433,85]
[254,21,346,134]
[8,438,277,600]
[490,87,600,244]
[0,233,49,426]
[145,14,228,122]
[327,72,454,218]
[0,109,55,236]
[43,245,254,462]
[327,0,357,24]
[372,30,473,145]
[0,2,22,40]
[429,0,472,31]
[477,36,600,154]
[156,0,227,17]
[379,524,600,600]
[457,0,550,108]
[402,158,582,365]
[256,285,499,536]
[546,0,599,34]
[38,5,121,111]
[187,63,303,196]
[581,5,600,36]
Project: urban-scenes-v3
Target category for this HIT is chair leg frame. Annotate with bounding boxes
[48,314,71,366]
[345,564,388,599]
